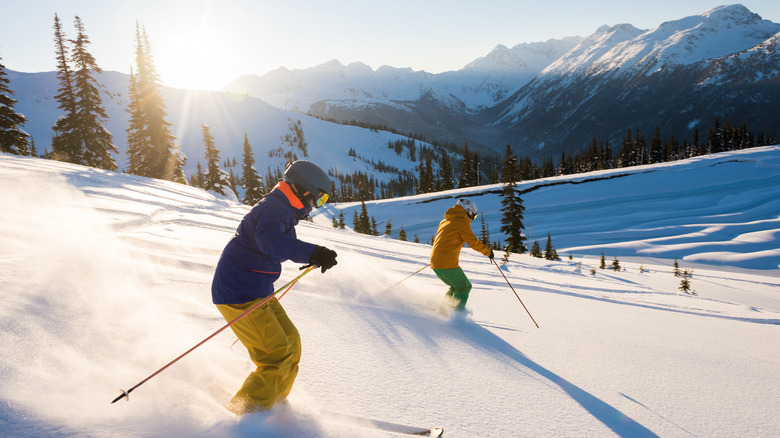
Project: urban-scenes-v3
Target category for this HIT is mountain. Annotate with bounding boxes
[2,149,779,437]
[6,69,440,187]
[224,5,780,160]
[491,4,780,158]
[222,37,581,154]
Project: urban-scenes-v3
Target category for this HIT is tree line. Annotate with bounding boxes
[1,15,777,215]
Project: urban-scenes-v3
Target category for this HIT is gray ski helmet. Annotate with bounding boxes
[283,160,331,204]
[457,198,478,219]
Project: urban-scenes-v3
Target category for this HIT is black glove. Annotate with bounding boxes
[488,249,495,260]
[309,246,338,273]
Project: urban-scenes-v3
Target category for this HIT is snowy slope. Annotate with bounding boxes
[1,152,779,437]
[6,69,433,182]
[323,146,780,271]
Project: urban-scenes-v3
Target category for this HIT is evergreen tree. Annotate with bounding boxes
[241,133,265,205]
[611,257,621,271]
[50,14,79,163]
[69,16,117,170]
[125,22,180,180]
[398,225,407,241]
[338,210,346,229]
[0,55,30,155]
[371,216,378,236]
[472,151,481,186]
[417,153,434,194]
[600,252,607,269]
[200,124,231,197]
[479,213,490,246]
[384,218,393,236]
[499,145,526,254]
[458,143,473,188]
[649,126,664,164]
[356,201,371,234]
[438,153,455,191]
[530,241,543,258]
[544,232,559,261]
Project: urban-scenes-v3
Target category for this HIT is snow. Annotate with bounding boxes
[1,149,779,437]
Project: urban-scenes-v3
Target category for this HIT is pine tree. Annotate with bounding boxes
[673,258,682,277]
[438,153,455,191]
[384,218,393,236]
[338,211,346,229]
[678,269,696,295]
[398,225,407,241]
[479,213,490,246]
[417,154,434,194]
[471,151,481,186]
[125,22,180,180]
[0,55,30,155]
[600,252,606,269]
[50,14,80,163]
[458,143,473,188]
[530,241,542,258]
[356,201,371,234]
[611,257,621,271]
[201,124,231,197]
[69,16,116,170]
[499,145,526,254]
[544,233,559,261]
[241,133,265,205]
[649,125,664,164]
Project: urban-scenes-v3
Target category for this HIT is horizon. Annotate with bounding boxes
[1,1,779,91]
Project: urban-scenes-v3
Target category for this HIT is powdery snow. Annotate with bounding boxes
[1,151,779,437]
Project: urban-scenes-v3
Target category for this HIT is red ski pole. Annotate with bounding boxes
[491,258,540,328]
[111,265,316,404]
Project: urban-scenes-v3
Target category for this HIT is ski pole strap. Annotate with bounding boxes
[111,265,316,404]
[491,258,540,329]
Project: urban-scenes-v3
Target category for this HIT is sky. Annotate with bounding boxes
[1,1,780,91]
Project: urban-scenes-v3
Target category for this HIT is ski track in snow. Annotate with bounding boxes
[1,150,779,437]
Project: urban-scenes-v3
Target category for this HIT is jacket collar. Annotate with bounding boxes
[275,181,305,210]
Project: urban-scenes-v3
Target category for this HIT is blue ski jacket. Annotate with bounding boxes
[211,182,318,305]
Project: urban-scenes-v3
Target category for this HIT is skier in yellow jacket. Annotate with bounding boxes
[431,198,493,312]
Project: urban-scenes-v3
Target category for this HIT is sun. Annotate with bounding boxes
[155,29,239,91]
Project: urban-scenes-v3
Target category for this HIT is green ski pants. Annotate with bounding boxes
[433,267,472,311]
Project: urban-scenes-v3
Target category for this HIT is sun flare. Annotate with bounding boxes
[155,27,239,91]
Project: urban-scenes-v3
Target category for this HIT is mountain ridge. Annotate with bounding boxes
[223,4,780,158]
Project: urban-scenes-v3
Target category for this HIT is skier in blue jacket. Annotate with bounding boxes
[212,160,337,415]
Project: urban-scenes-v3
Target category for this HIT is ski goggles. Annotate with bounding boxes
[313,191,329,208]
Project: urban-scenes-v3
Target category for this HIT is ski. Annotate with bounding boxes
[319,410,444,436]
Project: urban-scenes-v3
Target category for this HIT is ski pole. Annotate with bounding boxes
[386,263,429,291]
[491,258,540,329]
[111,265,317,404]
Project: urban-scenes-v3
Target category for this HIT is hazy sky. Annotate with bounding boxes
[1,1,779,91]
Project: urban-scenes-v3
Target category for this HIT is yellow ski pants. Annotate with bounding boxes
[216,297,301,415]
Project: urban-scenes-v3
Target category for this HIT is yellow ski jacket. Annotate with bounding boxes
[430,204,492,269]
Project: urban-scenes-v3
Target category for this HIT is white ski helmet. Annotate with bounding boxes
[457,198,478,219]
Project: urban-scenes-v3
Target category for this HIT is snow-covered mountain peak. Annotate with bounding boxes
[541,4,780,78]
[464,37,582,73]
[540,23,645,76]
